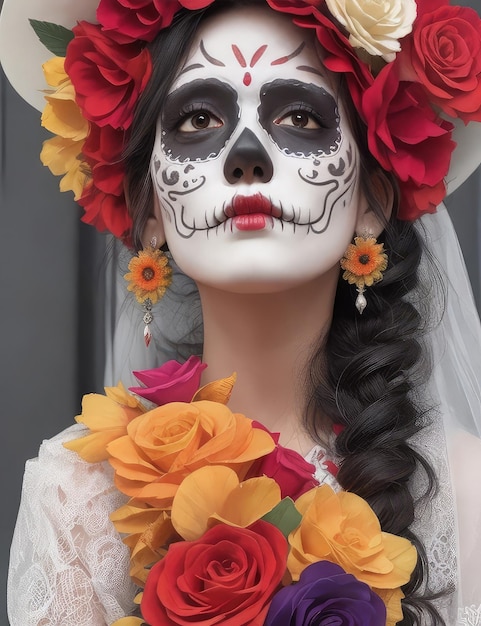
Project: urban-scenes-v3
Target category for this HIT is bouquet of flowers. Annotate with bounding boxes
[66,356,417,626]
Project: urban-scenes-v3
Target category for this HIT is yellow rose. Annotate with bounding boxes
[288,484,417,590]
[107,400,275,507]
[325,0,417,62]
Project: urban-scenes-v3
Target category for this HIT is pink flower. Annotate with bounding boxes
[249,423,317,500]
[65,21,152,129]
[255,445,317,501]
[129,356,207,405]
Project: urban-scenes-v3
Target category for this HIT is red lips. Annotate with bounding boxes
[225,193,281,218]
[224,193,282,231]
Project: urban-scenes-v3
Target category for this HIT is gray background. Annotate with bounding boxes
[1,1,481,624]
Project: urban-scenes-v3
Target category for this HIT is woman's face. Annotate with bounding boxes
[151,5,366,293]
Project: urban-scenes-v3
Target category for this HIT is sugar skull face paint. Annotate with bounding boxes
[151,5,366,293]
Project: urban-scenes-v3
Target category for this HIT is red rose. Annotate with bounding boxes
[408,5,481,123]
[83,124,126,196]
[65,21,152,129]
[97,0,180,42]
[141,521,287,626]
[248,439,317,501]
[79,181,132,240]
[266,0,322,16]
[129,356,207,405]
[362,62,455,219]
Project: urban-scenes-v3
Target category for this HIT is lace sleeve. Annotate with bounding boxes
[7,424,136,626]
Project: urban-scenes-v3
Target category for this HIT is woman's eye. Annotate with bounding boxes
[179,111,223,132]
[275,110,321,129]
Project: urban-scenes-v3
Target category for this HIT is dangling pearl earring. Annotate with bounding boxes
[340,234,388,314]
[124,236,172,346]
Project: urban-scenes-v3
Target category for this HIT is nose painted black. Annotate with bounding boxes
[224,128,273,184]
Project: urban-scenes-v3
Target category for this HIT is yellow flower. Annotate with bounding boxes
[124,248,172,305]
[111,500,177,586]
[40,57,90,199]
[375,587,405,626]
[288,485,417,590]
[171,465,281,541]
[41,137,90,199]
[340,235,388,289]
[64,383,146,463]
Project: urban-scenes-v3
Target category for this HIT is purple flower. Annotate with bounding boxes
[265,561,386,625]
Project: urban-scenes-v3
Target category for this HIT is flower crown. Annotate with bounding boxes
[35,0,481,242]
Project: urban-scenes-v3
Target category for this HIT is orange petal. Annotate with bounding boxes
[64,430,123,463]
[374,587,405,626]
[192,373,237,403]
[171,466,239,541]
[212,475,281,527]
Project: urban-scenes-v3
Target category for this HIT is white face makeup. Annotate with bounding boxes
[151,5,366,293]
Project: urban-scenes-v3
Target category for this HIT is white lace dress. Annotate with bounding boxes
[7,422,481,625]
[8,425,135,626]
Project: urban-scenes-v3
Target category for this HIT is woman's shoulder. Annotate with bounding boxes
[9,424,135,626]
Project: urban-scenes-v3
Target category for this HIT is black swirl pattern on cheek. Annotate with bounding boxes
[294,144,358,234]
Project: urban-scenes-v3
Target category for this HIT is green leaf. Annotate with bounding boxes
[29,19,74,57]
[261,497,302,539]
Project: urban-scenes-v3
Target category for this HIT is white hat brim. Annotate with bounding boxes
[0,0,97,112]
[1,0,480,195]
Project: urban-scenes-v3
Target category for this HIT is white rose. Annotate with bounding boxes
[325,0,417,62]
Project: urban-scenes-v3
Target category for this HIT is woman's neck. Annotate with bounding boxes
[198,268,339,455]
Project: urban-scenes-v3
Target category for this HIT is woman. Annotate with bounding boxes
[2,0,481,624]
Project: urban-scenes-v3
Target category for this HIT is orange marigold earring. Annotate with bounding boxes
[124,236,172,347]
[340,234,388,314]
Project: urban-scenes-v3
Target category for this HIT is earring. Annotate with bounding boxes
[340,234,388,314]
[124,236,172,347]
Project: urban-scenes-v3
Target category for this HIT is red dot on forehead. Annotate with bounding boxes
[243,72,252,86]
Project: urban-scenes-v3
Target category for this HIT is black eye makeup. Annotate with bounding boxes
[258,79,341,157]
[161,79,240,161]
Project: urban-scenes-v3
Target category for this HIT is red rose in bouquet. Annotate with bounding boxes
[65,21,152,129]
[141,521,287,626]
[408,3,481,123]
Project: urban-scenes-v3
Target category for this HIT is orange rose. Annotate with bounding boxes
[107,400,275,507]
[288,484,417,591]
